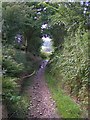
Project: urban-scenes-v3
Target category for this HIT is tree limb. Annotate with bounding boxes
[22,70,35,79]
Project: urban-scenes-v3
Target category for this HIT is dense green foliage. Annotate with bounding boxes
[2,46,33,118]
[2,3,43,55]
[3,76,29,118]
[47,2,89,115]
[2,45,42,118]
[48,30,88,112]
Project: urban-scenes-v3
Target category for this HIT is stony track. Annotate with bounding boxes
[26,60,60,119]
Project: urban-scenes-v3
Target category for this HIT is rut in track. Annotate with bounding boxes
[26,60,60,119]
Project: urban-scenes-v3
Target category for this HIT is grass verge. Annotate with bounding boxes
[45,72,83,118]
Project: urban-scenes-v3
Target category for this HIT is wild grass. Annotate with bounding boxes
[45,72,83,118]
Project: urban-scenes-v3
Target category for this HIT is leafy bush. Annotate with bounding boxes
[2,46,24,77]
[3,56,24,77]
[7,95,29,118]
[2,76,29,118]
[48,29,88,110]
[2,46,31,118]
[2,46,35,77]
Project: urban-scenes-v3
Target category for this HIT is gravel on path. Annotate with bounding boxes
[26,60,60,119]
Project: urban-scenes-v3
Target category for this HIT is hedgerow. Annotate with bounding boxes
[48,29,88,110]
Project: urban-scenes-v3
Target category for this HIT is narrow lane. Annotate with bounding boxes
[27,60,60,118]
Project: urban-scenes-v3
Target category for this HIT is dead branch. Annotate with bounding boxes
[22,70,35,79]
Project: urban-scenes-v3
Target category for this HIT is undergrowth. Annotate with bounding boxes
[45,72,86,118]
[2,46,38,118]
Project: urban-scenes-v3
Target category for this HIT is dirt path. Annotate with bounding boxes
[26,60,60,119]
